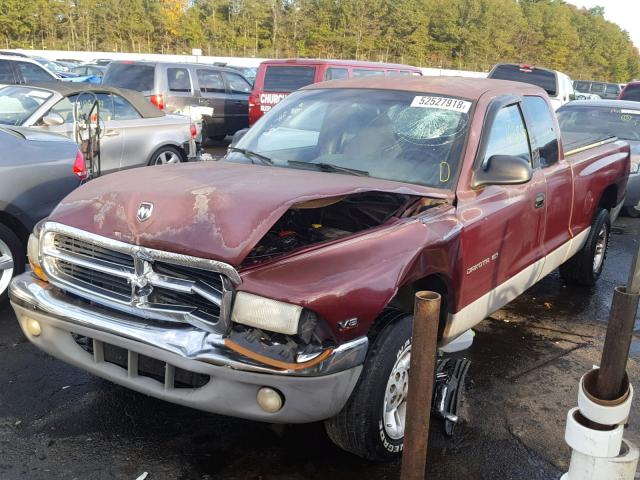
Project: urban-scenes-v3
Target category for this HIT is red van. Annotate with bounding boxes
[248,59,422,125]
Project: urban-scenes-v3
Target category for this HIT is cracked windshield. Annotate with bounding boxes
[227,88,470,188]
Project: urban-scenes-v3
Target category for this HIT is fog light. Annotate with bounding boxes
[257,387,284,413]
[25,318,41,337]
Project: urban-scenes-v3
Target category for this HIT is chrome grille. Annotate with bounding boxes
[40,223,240,333]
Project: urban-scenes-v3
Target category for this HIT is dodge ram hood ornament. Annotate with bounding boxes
[137,202,154,222]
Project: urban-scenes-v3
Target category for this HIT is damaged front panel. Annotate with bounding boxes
[243,191,416,266]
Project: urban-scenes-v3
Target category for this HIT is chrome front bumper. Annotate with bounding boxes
[9,273,367,423]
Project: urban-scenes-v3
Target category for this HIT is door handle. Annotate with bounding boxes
[535,193,545,209]
[103,130,120,137]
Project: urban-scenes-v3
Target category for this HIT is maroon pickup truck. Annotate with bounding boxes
[10,77,629,461]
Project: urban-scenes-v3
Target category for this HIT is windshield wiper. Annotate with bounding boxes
[288,160,369,177]
[228,146,274,166]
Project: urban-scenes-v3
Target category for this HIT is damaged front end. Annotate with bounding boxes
[227,190,424,370]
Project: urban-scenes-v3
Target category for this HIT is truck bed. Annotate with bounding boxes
[562,131,616,156]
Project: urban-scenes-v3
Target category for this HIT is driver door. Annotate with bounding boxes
[451,101,547,337]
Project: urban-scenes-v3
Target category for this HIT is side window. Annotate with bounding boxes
[16,62,54,82]
[325,67,348,80]
[112,94,141,120]
[197,69,225,94]
[591,82,605,95]
[224,72,252,94]
[522,96,559,168]
[605,84,620,96]
[167,68,191,93]
[352,69,385,77]
[48,93,114,122]
[0,61,14,83]
[484,104,531,164]
[48,96,75,123]
[574,81,589,92]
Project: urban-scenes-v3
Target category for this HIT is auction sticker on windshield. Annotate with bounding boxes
[411,96,471,113]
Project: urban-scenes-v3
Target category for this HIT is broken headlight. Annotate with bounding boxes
[231,291,302,335]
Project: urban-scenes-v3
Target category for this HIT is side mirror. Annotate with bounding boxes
[569,93,576,101]
[42,112,65,126]
[230,128,249,147]
[472,155,533,188]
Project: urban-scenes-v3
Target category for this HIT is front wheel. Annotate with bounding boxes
[325,310,413,461]
[0,224,25,303]
[623,206,640,218]
[560,208,610,286]
[149,146,184,166]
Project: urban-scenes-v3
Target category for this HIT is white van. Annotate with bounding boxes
[488,63,575,110]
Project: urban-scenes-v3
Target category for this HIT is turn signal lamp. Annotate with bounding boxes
[27,233,47,282]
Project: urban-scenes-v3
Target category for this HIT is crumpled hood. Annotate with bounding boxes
[49,162,449,265]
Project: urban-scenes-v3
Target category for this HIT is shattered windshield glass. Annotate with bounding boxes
[225,88,471,188]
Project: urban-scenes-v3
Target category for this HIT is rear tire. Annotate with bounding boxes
[623,206,640,218]
[325,310,413,461]
[560,208,610,286]
[0,224,25,304]
[149,146,184,166]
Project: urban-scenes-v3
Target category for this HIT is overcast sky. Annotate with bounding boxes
[567,1,640,48]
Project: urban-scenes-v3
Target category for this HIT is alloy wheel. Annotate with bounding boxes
[383,345,411,440]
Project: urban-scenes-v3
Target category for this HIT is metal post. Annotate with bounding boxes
[595,242,640,401]
[400,291,441,480]
[596,286,640,400]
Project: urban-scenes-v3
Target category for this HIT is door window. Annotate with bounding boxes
[522,96,559,167]
[0,61,14,83]
[224,72,252,94]
[15,62,54,82]
[325,67,348,80]
[167,68,192,93]
[591,82,606,95]
[197,69,225,93]
[113,94,141,120]
[484,104,531,164]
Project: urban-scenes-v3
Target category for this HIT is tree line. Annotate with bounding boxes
[1,0,638,82]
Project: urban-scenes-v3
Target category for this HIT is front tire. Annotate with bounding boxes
[0,224,25,304]
[149,146,184,166]
[325,310,413,461]
[560,208,610,286]
[623,206,640,218]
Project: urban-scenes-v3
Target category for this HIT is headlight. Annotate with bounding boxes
[27,229,47,282]
[231,292,302,335]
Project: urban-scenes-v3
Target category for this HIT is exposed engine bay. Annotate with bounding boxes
[242,191,417,267]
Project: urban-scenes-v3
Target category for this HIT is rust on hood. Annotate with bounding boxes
[48,162,451,266]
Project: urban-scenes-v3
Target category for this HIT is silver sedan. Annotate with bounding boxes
[0,83,198,174]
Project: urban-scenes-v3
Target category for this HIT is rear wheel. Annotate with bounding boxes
[149,146,184,166]
[325,310,413,461]
[0,224,25,303]
[560,208,610,286]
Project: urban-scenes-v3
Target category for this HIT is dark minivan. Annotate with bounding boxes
[103,61,252,141]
